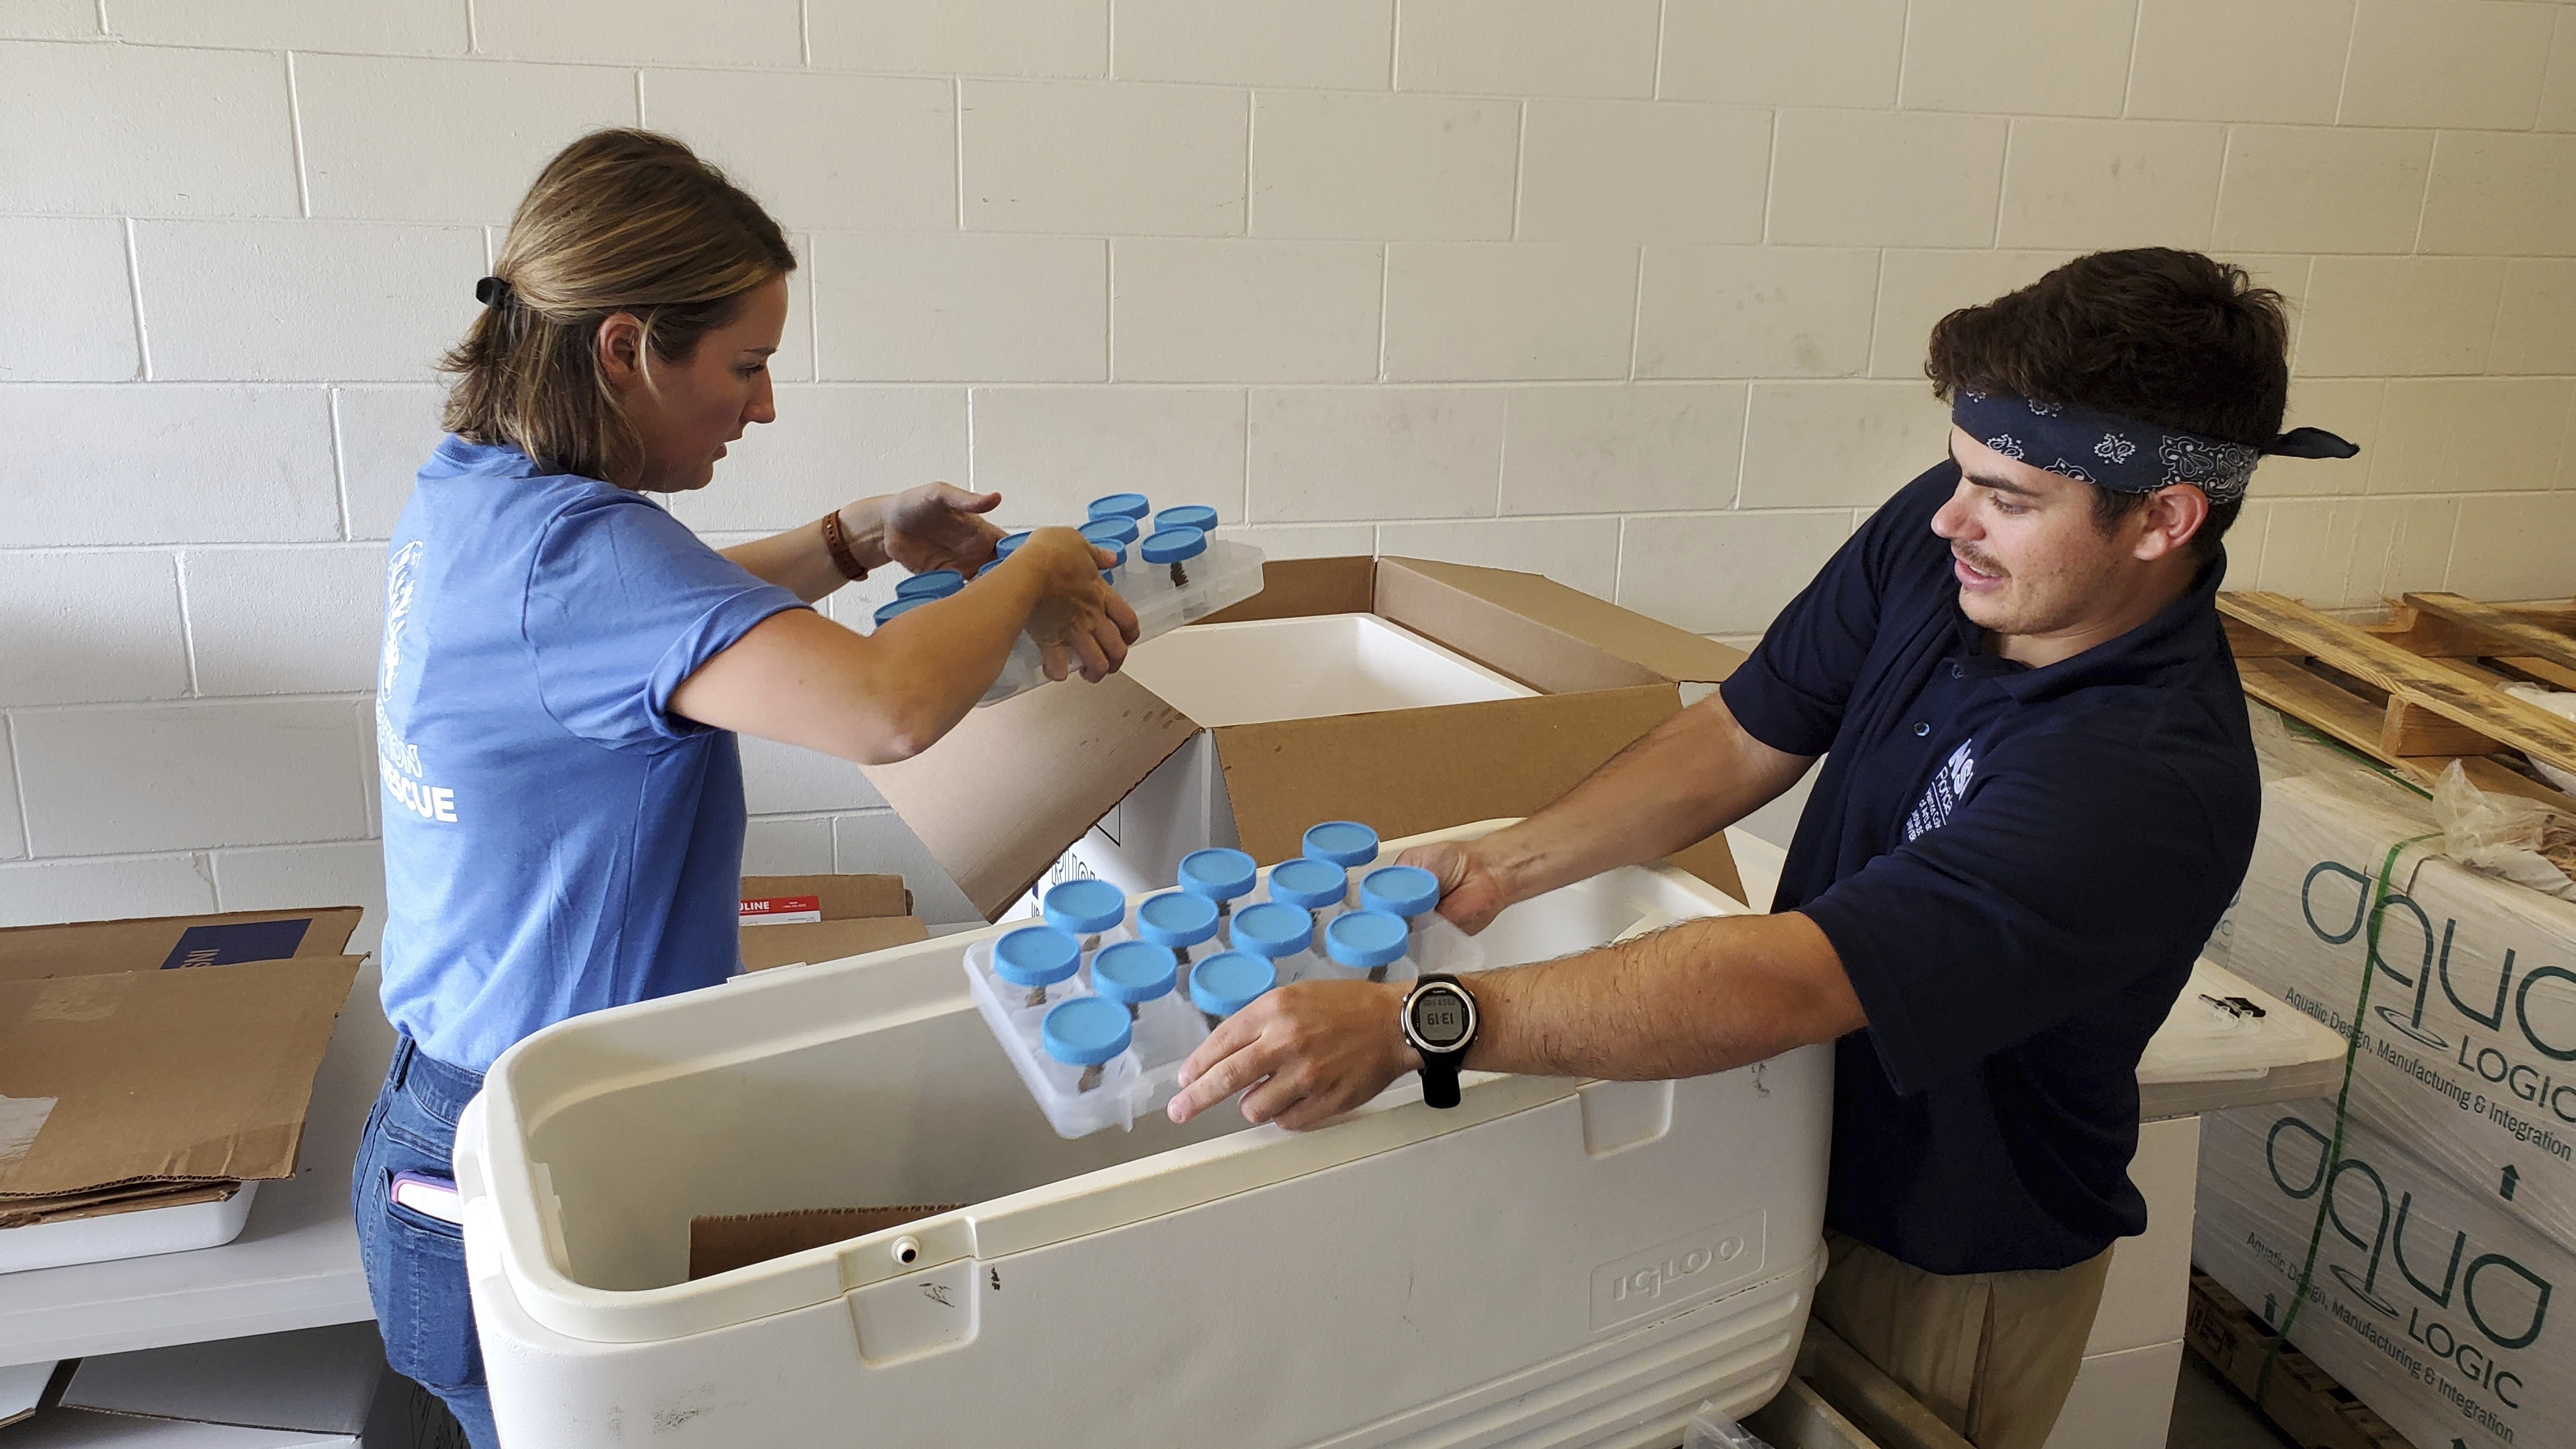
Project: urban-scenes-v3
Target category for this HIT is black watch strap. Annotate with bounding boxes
[1402,973,1476,1110]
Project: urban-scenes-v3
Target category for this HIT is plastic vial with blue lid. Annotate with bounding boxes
[1089,940,1177,1022]
[1079,516,1140,548]
[1177,848,1257,923]
[1303,821,1381,905]
[1139,525,1208,590]
[1087,493,1153,523]
[1041,878,1126,956]
[1153,504,1218,535]
[1135,890,1220,975]
[1265,857,1348,944]
[1040,996,1131,1094]
[871,595,935,629]
[990,924,1081,1009]
[1230,900,1316,985]
[1324,908,1411,985]
[993,530,1032,562]
[1186,951,1276,1031]
[893,569,964,600]
[1360,864,1442,940]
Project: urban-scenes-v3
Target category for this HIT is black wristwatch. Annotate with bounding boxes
[1400,974,1479,1109]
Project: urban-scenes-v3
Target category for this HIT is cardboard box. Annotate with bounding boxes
[861,556,1747,919]
[4,1321,466,1448]
[2203,769,2576,1249]
[736,874,928,972]
[0,908,362,1228]
[2195,1098,2572,1449]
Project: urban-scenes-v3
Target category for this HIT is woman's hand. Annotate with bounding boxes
[845,484,1004,576]
[1014,528,1139,683]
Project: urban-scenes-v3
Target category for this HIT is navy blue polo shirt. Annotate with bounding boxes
[1721,460,2258,1275]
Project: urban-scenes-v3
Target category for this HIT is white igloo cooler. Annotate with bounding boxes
[452,824,1833,1448]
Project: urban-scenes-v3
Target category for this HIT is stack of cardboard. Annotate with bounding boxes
[0,907,362,1264]
[737,874,927,972]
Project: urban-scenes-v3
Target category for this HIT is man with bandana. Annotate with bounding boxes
[1166,249,2358,1449]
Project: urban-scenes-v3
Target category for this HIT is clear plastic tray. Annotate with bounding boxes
[972,540,1265,708]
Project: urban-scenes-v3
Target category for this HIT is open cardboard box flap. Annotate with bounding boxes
[0,907,362,985]
[863,557,1749,918]
[737,873,929,972]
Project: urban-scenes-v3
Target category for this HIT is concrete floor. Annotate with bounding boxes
[2167,1351,2301,1448]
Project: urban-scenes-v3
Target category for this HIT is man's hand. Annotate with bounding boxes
[850,483,1004,576]
[1396,838,1515,935]
[1167,979,1420,1130]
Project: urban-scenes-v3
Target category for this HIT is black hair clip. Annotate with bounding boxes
[475,275,514,309]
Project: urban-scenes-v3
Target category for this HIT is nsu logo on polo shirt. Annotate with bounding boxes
[1904,740,1976,841]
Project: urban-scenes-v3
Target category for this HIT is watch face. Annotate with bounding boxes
[1411,988,1471,1048]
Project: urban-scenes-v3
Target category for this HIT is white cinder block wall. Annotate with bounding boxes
[6,0,2576,930]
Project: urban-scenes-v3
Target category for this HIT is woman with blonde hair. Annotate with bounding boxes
[356,128,1133,1444]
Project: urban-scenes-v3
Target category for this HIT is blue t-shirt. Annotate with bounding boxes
[1721,461,2258,1275]
[375,437,805,1073]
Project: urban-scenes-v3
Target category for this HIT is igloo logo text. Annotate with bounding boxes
[1590,1211,1765,1330]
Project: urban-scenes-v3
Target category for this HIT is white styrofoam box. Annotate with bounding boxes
[1499,384,1746,516]
[1392,0,1659,98]
[664,387,969,532]
[473,0,800,66]
[807,0,1108,78]
[1110,0,1392,89]
[2342,496,2459,601]
[1615,511,1854,637]
[332,386,447,542]
[739,733,886,817]
[455,822,1833,1448]
[1995,119,2230,252]
[1739,381,1951,511]
[2340,0,2556,130]
[2213,125,2435,256]
[0,217,141,383]
[2418,132,2576,258]
[1381,243,1637,383]
[2490,260,2576,377]
[831,811,981,926]
[0,720,25,862]
[209,840,389,954]
[960,80,1246,237]
[2367,379,2576,497]
[2448,492,2576,602]
[3,0,93,38]
[0,387,341,548]
[1109,239,1383,383]
[104,0,470,52]
[1656,0,1906,107]
[1245,388,1505,523]
[1866,249,2070,379]
[2037,1340,2184,1449]
[640,70,955,235]
[809,233,1107,383]
[0,41,298,217]
[1766,110,2009,249]
[2285,256,2506,379]
[15,701,370,859]
[1376,518,1620,602]
[2084,1116,2200,1357]
[1248,91,1519,241]
[183,546,387,697]
[2128,0,2353,123]
[1634,247,1878,380]
[0,854,219,928]
[0,1184,259,1276]
[131,222,485,383]
[742,816,836,877]
[0,551,190,708]
[294,55,635,224]
[1897,0,2136,117]
[1515,102,1770,247]
[967,387,1246,519]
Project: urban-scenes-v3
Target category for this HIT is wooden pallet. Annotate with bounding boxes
[2184,1273,2419,1449]
[2220,590,2576,806]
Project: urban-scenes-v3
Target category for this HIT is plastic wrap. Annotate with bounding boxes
[2434,760,2576,901]
[2501,683,2576,797]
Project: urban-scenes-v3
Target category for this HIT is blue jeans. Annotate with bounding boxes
[353,1036,499,1448]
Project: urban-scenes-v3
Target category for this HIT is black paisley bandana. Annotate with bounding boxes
[1950,392,2358,505]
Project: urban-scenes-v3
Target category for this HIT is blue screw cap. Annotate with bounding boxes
[1041,878,1126,936]
[1079,516,1140,548]
[872,596,935,627]
[1090,940,1177,1005]
[1188,951,1276,1019]
[1230,901,1312,960]
[1267,857,1347,912]
[1140,525,1207,565]
[990,926,1081,988]
[1135,891,1219,949]
[1360,865,1441,921]
[1153,505,1219,535]
[894,569,964,600]
[995,530,1033,559]
[1301,821,1379,869]
[1324,910,1410,970]
[1178,848,1257,901]
[1087,493,1152,523]
[1041,996,1133,1066]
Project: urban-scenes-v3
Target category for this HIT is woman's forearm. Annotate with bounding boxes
[723,502,893,602]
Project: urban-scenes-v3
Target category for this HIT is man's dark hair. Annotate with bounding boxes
[1924,248,2292,562]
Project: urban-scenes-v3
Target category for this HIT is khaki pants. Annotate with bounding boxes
[1809,1230,2113,1449]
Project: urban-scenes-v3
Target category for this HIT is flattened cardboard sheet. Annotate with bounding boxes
[0,955,360,1198]
[0,908,362,985]
[63,1321,387,1435]
[861,671,1201,919]
[689,1204,964,1281]
[1380,558,1746,688]
[0,1179,241,1230]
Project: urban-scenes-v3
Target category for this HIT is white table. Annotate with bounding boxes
[0,962,393,1367]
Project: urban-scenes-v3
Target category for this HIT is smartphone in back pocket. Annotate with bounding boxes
[390,1170,464,1225]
